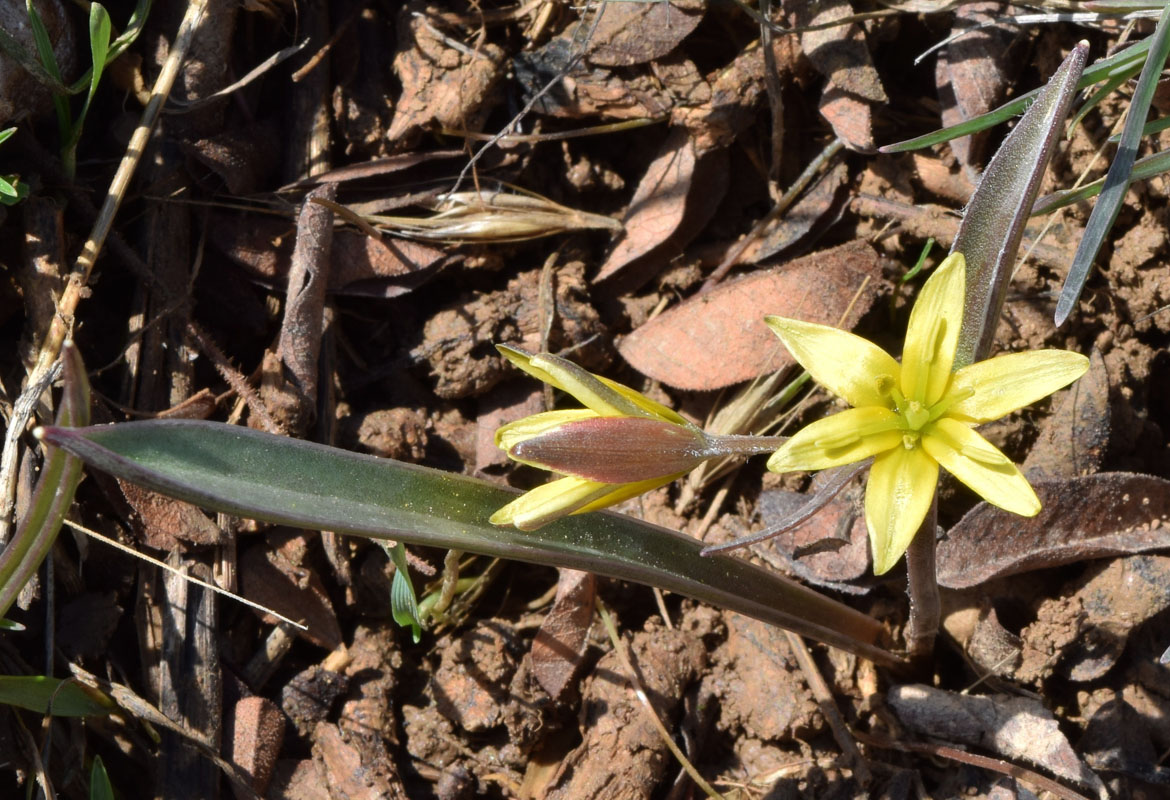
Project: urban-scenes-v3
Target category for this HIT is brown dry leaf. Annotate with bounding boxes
[787,0,887,152]
[118,480,225,550]
[586,0,704,67]
[475,384,542,473]
[531,569,596,699]
[514,40,676,120]
[754,476,871,591]
[936,2,1021,173]
[619,239,884,390]
[671,44,770,154]
[1023,347,1110,481]
[387,7,506,145]
[238,538,343,650]
[887,684,1105,794]
[938,473,1170,589]
[594,127,728,289]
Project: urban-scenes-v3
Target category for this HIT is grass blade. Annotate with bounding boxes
[39,419,901,666]
[0,675,115,717]
[1056,3,1170,326]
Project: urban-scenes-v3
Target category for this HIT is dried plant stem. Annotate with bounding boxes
[904,497,940,665]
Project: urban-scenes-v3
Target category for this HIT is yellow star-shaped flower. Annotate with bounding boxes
[765,252,1089,575]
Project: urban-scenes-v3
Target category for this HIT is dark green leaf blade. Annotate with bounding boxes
[40,419,900,666]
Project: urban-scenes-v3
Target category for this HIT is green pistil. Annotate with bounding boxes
[904,400,930,430]
[926,386,976,423]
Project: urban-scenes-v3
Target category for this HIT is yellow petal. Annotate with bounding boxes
[490,477,613,530]
[921,418,1040,516]
[943,350,1090,423]
[764,317,900,409]
[901,252,965,406]
[498,344,687,424]
[596,375,690,426]
[767,407,902,472]
[496,410,598,453]
[576,472,684,514]
[865,443,938,575]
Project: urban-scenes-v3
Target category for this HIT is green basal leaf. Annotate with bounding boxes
[0,344,89,620]
[951,43,1087,367]
[1057,3,1170,326]
[0,675,115,717]
[388,542,422,643]
[90,755,115,800]
[40,420,900,666]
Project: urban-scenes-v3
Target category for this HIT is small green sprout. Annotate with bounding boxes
[764,253,1090,575]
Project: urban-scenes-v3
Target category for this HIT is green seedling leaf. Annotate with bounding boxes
[0,343,89,620]
[39,420,900,666]
[0,675,115,717]
[90,756,115,800]
[0,619,25,631]
[951,43,1087,367]
[388,543,422,643]
[882,37,1149,154]
[1033,147,1170,215]
[1057,3,1170,326]
[61,3,113,178]
[25,0,72,147]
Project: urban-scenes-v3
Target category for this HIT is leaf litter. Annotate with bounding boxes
[5,2,1170,799]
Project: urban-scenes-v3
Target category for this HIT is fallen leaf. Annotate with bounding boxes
[619,239,884,390]
[208,213,447,297]
[888,684,1105,794]
[938,473,1170,589]
[1023,347,1110,481]
[936,2,1022,174]
[753,476,871,592]
[531,570,595,699]
[586,0,704,67]
[594,127,728,289]
[819,85,877,153]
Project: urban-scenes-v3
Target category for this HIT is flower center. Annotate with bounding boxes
[904,400,930,431]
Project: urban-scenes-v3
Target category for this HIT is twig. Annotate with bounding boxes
[700,137,844,293]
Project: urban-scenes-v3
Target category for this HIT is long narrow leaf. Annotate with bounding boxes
[0,344,89,619]
[39,419,901,666]
[1056,3,1170,326]
[1033,147,1170,215]
[951,43,1087,367]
